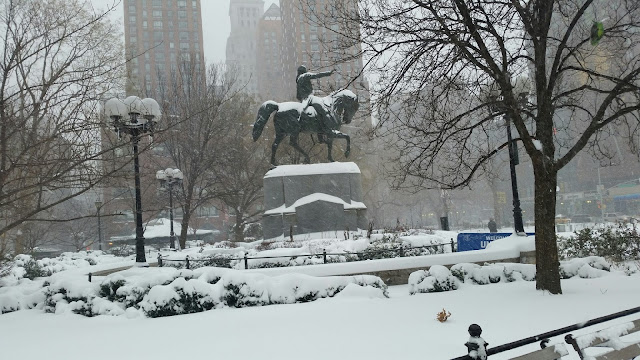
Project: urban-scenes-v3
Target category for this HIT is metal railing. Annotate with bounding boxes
[452,305,640,359]
[157,239,456,270]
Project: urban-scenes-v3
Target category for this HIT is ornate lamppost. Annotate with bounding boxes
[95,200,103,251]
[489,90,526,235]
[103,96,161,266]
[156,168,183,250]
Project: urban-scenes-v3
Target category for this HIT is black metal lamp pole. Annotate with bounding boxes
[490,90,526,235]
[95,200,103,251]
[104,97,161,266]
[505,114,525,234]
[156,168,183,250]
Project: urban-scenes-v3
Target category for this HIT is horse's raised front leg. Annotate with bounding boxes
[271,132,286,166]
[289,133,310,164]
[326,137,334,162]
[329,131,350,158]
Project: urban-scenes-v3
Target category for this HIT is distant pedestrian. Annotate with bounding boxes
[488,218,497,233]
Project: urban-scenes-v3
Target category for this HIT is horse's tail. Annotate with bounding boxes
[252,101,279,141]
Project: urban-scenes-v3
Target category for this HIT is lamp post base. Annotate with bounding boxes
[133,262,149,268]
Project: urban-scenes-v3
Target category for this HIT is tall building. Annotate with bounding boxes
[123,0,205,100]
[255,3,288,101]
[98,0,233,246]
[278,0,368,102]
[227,0,265,97]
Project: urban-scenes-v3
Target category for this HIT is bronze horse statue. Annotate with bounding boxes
[252,90,359,166]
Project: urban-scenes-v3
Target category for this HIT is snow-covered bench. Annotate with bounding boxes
[512,319,640,360]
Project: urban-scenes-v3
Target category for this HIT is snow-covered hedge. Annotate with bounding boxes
[409,257,614,295]
[409,265,460,295]
[2,267,388,318]
[1,252,128,287]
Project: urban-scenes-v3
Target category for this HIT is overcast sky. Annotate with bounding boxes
[91,0,277,65]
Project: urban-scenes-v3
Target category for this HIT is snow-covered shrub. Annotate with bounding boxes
[43,278,100,316]
[450,263,481,282]
[353,275,389,298]
[559,257,611,279]
[139,278,219,318]
[502,263,536,282]
[107,244,136,257]
[22,258,52,280]
[221,278,270,308]
[558,226,640,262]
[0,278,46,314]
[408,265,460,295]
[99,278,126,302]
[468,264,505,285]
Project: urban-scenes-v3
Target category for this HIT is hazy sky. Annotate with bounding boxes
[91,0,278,65]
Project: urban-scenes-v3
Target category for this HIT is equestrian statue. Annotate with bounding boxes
[252,65,360,166]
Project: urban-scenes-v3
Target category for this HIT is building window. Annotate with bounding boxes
[154,21,162,29]
[179,21,187,29]
[192,0,197,8]
[180,42,190,51]
[152,0,162,6]
[153,10,162,17]
[178,0,186,8]
[142,20,148,29]
[129,15,136,23]
[178,10,187,18]
[179,31,189,40]
[128,5,136,13]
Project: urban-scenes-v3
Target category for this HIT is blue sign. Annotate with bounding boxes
[457,232,534,252]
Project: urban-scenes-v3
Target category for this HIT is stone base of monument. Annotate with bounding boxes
[262,162,367,240]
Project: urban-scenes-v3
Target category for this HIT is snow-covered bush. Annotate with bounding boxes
[0,278,46,314]
[43,277,100,316]
[558,226,640,262]
[450,263,481,282]
[139,277,219,318]
[559,257,611,279]
[467,264,505,285]
[502,263,536,282]
[409,265,460,294]
[410,258,609,295]
[21,258,52,280]
[32,267,389,318]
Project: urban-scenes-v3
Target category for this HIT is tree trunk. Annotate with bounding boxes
[533,162,562,294]
[180,208,191,250]
[234,211,244,242]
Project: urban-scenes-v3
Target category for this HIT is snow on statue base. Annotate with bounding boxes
[262,162,368,240]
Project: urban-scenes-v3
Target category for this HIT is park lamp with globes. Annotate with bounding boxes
[103,96,161,266]
[156,168,183,250]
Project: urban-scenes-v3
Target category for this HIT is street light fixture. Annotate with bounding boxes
[95,200,103,251]
[103,96,161,266]
[156,168,183,250]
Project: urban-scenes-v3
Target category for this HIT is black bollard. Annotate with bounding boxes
[465,324,488,360]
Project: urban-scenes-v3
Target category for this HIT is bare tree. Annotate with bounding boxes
[209,99,271,242]
[160,62,270,247]
[312,0,640,294]
[0,0,123,262]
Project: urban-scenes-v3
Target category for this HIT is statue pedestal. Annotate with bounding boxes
[262,162,368,240]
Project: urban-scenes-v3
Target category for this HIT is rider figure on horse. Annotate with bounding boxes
[296,65,335,142]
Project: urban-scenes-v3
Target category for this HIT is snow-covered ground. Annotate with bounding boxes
[1,231,640,360]
[1,273,639,359]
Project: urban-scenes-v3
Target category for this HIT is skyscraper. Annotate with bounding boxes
[255,3,288,101]
[278,0,368,102]
[227,0,265,97]
[123,0,205,100]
